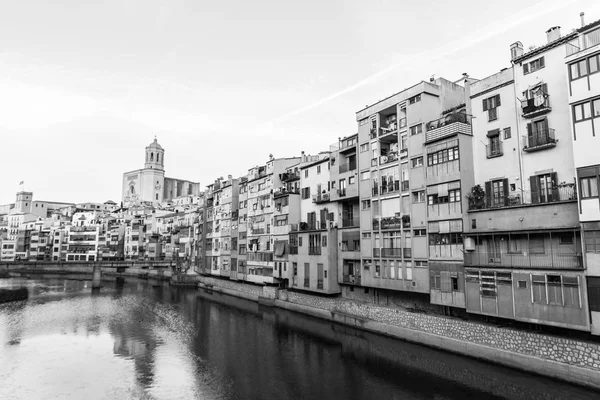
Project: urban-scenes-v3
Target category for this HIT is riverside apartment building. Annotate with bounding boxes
[565,15,600,334]
[353,78,470,307]
[463,25,590,332]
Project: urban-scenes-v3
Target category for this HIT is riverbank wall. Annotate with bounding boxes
[0,262,173,281]
[196,275,600,391]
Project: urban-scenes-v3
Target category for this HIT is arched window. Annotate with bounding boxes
[157,153,160,163]
[151,152,154,161]
[130,186,135,194]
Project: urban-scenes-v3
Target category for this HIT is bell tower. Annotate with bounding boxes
[144,137,165,171]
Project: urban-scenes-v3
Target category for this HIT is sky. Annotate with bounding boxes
[1,0,600,205]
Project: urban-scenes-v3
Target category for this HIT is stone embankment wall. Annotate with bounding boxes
[0,262,173,280]
[196,275,600,390]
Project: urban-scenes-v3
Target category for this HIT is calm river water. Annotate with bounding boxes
[1,274,599,400]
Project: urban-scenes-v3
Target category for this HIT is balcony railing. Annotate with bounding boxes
[379,125,398,136]
[373,217,403,230]
[465,251,583,269]
[342,275,361,285]
[522,129,556,152]
[486,141,503,158]
[380,248,403,257]
[309,247,322,255]
[337,188,346,197]
[280,171,300,182]
[379,152,398,165]
[339,162,357,174]
[378,181,400,195]
[317,279,323,289]
[289,245,298,255]
[312,193,330,204]
[521,95,551,118]
[304,278,309,288]
[468,184,577,211]
[342,217,359,227]
[425,112,472,143]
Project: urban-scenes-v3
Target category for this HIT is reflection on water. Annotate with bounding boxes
[0,275,598,400]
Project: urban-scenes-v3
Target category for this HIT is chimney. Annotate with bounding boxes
[581,12,585,27]
[546,26,561,43]
[510,41,524,60]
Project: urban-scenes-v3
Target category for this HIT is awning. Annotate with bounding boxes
[274,241,286,257]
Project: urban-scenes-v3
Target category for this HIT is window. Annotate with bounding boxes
[428,194,449,205]
[409,124,422,135]
[585,230,600,252]
[413,229,426,236]
[532,275,546,303]
[361,171,369,180]
[482,94,501,121]
[449,189,461,202]
[429,233,463,245]
[362,232,371,239]
[362,200,371,209]
[304,169,308,178]
[317,165,321,174]
[487,130,501,157]
[408,94,421,104]
[349,176,356,185]
[411,156,423,168]
[412,191,425,203]
[427,146,459,166]
[322,235,327,247]
[301,187,310,199]
[360,143,369,152]
[590,54,600,74]
[529,234,545,253]
[580,176,599,198]
[523,56,545,74]
[503,127,511,139]
[570,58,588,80]
[573,102,592,121]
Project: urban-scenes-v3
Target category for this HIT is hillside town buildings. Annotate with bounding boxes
[1,14,600,337]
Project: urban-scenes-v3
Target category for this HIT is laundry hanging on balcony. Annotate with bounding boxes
[274,241,286,257]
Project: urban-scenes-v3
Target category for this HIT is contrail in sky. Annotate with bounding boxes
[262,0,579,127]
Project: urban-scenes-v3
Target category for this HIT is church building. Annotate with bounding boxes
[121,139,200,207]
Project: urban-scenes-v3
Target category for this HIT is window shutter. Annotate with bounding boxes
[550,172,559,201]
[482,98,488,111]
[503,178,509,206]
[526,123,533,137]
[485,181,492,208]
[539,57,545,68]
[541,83,548,95]
[523,63,529,74]
[495,94,501,107]
[530,176,540,204]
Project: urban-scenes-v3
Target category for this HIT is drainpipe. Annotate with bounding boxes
[511,66,525,201]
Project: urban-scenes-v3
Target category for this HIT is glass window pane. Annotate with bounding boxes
[593,99,600,117]
[591,177,599,197]
[584,102,592,119]
[590,55,599,73]
[575,104,583,121]
[571,63,579,79]
[579,59,588,76]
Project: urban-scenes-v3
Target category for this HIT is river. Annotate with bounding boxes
[0,274,598,400]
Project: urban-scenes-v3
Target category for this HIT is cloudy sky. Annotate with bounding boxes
[1,0,599,204]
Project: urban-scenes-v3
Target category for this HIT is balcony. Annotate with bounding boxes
[486,141,503,158]
[312,193,330,204]
[379,152,398,166]
[342,217,359,227]
[401,180,410,192]
[465,250,582,269]
[309,247,322,255]
[373,216,403,230]
[376,181,400,196]
[280,171,300,182]
[379,248,403,257]
[304,278,310,288]
[289,245,298,255]
[339,162,357,174]
[342,275,361,285]
[521,95,551,119]
[425,112,472,144]
[370,128,378,139]
[337,188,346,197]
[522,129,556,152]
[468,184,577,211]
[250,170,267,181]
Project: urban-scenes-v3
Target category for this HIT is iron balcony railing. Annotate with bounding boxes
[339,162,357,174]
[425,112,472,143]
[312,193,331,204]
[304,278,309,288]
[521,95,551,118]
[522,128,556,152]
[342,217,359,227]
[337,188,346,197]
[486,141,503,158]
[342,275,361,285]
[468,184,577,211]
[379,152,399,165]
[308,247,322,255]
[280,170,301,182]
[317,279,323,289]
